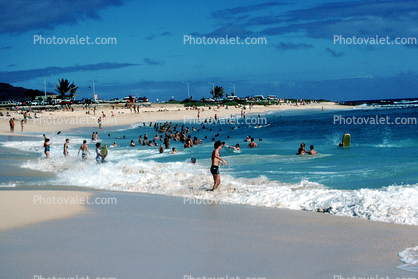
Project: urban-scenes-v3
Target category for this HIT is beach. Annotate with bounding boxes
[1,102,418,279]
[0,102,347,135]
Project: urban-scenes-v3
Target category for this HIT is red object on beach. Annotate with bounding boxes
[60,101,73,105]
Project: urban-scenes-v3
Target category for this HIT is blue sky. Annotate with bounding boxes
[1,0,418,101]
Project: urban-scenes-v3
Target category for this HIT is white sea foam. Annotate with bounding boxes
[397,246,418,272]
[16,154,418,226]
[0,182,16,187]
[3,137,418,227]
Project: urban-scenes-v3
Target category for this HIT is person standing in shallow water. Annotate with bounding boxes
[95,142,103,164]
[210,140,227,191]
[44,138,51,159]
[63,139,69,157]
[78,140,90,160]
[164,136,170,149]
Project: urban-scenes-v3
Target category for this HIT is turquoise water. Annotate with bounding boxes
[89,107,418,191]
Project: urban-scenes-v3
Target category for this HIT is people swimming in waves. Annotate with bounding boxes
[297,142,306,155]
[169,147,183,154]
[111,142,119,147]
[228,143,241,152]
[248,138,257,148]
[308,145,317,155]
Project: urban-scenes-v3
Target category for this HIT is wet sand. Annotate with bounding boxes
[0,190,416,279]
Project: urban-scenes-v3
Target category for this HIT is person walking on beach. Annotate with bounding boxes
[21,119,24,132]
[98,117,102,129]
[44,138,51,159]
[210,140,227,191]
[63,139,70,157]
[78,140,90,160]
[9,118,15,133]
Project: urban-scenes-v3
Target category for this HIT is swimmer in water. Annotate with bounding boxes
[297,143,306,155]
[308,145,317,155]
[228,143,241,152]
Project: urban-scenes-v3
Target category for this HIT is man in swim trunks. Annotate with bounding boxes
[78,140,90,160]
[211,140,227,191]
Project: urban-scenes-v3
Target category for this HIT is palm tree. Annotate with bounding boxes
[210,86,226,99]
[69,83,78,100]
[54,79,78,99]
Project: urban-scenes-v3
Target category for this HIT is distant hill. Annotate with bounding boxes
[0,83,52,102]
[0,83,28,101]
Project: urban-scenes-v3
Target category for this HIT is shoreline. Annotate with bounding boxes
[0,102,354,136]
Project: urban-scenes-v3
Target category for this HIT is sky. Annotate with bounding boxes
[1,0,418,102]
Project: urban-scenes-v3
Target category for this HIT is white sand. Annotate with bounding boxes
[0,190,92,231]
[0,102,353,135]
